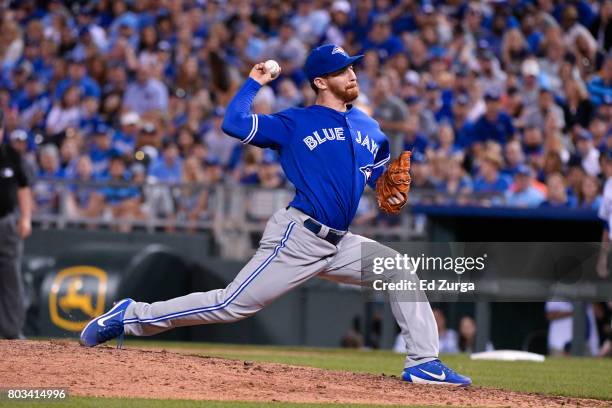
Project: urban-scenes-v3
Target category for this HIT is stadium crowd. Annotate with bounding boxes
[1,0,611,226]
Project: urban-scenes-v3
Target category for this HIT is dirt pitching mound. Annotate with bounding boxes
[0,340,606,407]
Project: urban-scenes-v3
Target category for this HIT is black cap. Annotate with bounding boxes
[484,89,501,101]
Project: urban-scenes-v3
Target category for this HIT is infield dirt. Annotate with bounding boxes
[1,340,608,407]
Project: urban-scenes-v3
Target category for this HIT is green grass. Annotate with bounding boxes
[126,340,612,401]
[0,397,455,408]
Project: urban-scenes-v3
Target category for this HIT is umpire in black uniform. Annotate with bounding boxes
[0,110,32,339]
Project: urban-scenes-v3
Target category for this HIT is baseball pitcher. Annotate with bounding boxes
[80,44,471,386]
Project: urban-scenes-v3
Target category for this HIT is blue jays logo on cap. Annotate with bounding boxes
[331,46,348,56]
[304,44,364,81]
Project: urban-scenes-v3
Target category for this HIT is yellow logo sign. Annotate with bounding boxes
[49,266,108,331]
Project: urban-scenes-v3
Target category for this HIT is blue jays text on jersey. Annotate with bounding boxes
[222,78,390,231]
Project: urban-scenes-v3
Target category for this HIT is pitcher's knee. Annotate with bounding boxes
[223,303,262,322]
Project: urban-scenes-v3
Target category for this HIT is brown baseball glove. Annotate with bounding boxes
[375,151,412,215]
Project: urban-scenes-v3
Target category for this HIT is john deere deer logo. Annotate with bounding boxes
[49,266,108,331]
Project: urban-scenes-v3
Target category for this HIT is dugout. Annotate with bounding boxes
[411,205,604,356]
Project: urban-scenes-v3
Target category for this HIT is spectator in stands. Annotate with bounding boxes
[589,114,609,148]
[502,140,525,177]
[540,173,576,208]
[45,85,82,136]
[458,316,494,353]
[566,164,587,201]
[237,148,262,185]
[472,152,511,194]
[362,14,404,62]
[79,95,102,137]
[578,175,602,210]
[175,56,206,98]
[563,78,595,130]
[451,93,473,148]
[123,62,169,115]
[409,152,436,191]
[58,135,79,179]
[587,53,612,106]
[95,155,145,232]
[258,157,285,188]
[505,86,525,129]
[501,28,529,75]
[423,81,448,123]
[589,0,612,52]
[519,58,542,109]
[546,301,600,356]
[539,27,566,96]
[322,1,351,47]
[541,151,565,183]
[54,56,101,101]
[203,107,239,168]
[471,89,515,145]
[66,155,101,220]
[89,123,114,177]
[265,20,307,68]
[4,0,612,228]
[149,140,183,184]
[112,111,140,158]
[522,124,544,160]
[177,156,209,233]
[15,74,50,131]
[177,126,196,160]
[274,78,303,112]
[437,154,472,204]
[33,144,61,215]
[506,165,545,207]
[572,129,601,177]
[137,122,161,152]
[525,88,566,132]
[476,49,506,96]
[402,115,428,155]
[373,74,409,155]
[0,20,23,70]
[429,122,461,159]
[406,94,438,141]
[204,157,224,185]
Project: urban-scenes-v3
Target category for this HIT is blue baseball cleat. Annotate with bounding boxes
[79,298,134,347]
[402,359,472,386]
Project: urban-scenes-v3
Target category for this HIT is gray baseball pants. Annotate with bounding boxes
[123,207,439,367]
[0,213,26,339]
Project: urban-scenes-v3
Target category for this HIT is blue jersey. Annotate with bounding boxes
[222,78,390,231]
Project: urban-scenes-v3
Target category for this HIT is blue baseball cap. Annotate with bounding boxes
[576,129,593,141]
[515,164,532,176]
[304,44,363,81]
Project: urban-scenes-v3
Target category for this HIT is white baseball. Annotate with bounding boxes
[264,59,281,79]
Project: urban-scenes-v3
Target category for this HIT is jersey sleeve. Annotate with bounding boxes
[221,78,293,149]
[367,136,390,189]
